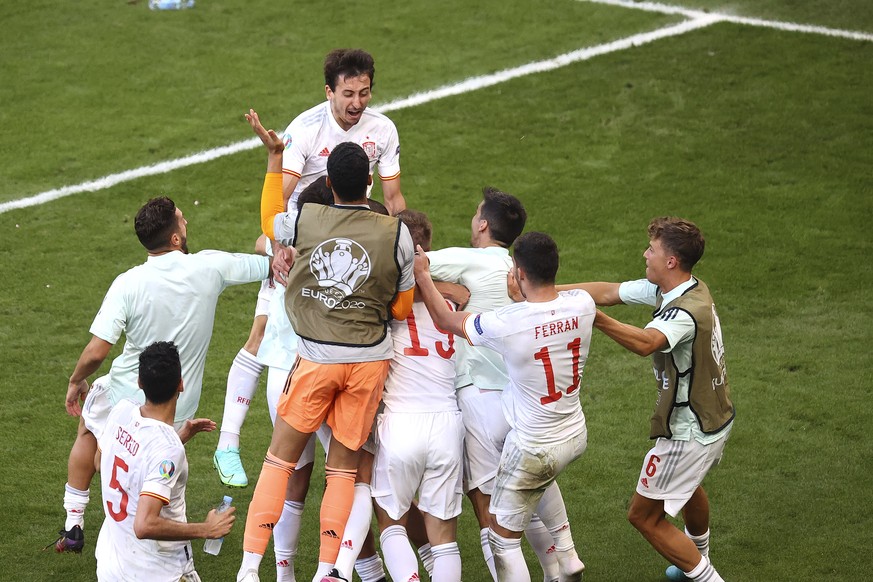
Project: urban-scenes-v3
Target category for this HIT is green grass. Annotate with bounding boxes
[2,0,872,580]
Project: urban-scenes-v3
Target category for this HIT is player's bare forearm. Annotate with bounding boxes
[558,282,622,306]
[381,178,406,215]
[135,496,235,541]
[70,336,113,383]
[434,281,470,309]
[414,247,467,336]
[594,310,668,357]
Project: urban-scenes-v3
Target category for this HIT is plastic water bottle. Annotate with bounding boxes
[149,0,195,10]
[202,495,232,555]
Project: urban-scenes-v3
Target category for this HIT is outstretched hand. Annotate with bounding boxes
[245,109,284,155]
[177,417,216,444]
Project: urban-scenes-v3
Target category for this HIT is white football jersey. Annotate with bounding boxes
[281,101,401,207]
[462,289,596,446]
[384,300,459,413]
[95,400,193,581]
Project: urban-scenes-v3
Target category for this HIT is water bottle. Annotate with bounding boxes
[148,0,195,10]
[203,495,232,555]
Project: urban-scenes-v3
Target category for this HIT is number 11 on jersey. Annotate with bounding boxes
[535,337,582,405]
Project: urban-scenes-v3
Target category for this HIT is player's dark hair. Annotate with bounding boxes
[296,176,334,211]
[135,197,179,251]
[513,232,559,285]
[324,49,376,91]
[367,199,389,216]
[481,187,526,248]
[138,341,182,405]
[327,142,370,202]
[396,209,432,251]
[648,216,705,271]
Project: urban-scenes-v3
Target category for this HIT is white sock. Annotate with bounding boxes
[547,521,585,579]
[687,527,710,557]
[355,554,387,582]
[239,551,264,579]
[63,483,89,531]
[274,500,305,582]
[218,348,264,450]
[431,541,462,582]
[480,527,498,581]
[333,483,374,576]
[686,554,724,582]
[418,542,434,576]
[488,529,531,582]
[380,525,419,582]
[310,562,333,582]
[525,515,559,582]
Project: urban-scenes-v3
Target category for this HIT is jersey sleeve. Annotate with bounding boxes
[89,275,129,344]
[426,248,468,284]
[141,440,186,505]
[377,122,401,180]
[646,308,695,353]
[619,279,659,306]
[196,251,270,288]
[462,310,507,353]
[397,223,415,292]
[281,119,308,178]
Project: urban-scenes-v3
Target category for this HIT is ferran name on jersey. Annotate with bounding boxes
[534,317,580,339]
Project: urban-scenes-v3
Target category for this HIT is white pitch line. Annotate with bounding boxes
[584,0,873,42]
[0,17,718,216]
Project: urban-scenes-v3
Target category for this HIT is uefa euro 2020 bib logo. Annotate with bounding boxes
[305,238,370,309]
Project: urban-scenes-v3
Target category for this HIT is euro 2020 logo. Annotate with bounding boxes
[310,238,371,302]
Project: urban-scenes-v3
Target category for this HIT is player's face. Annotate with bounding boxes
[644,238,670,284]
[326,73,372,131]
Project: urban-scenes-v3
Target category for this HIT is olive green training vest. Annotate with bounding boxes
[650,279,735,439]
[285,204,402,347]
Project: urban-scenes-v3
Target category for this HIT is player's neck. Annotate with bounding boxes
[658,272,694,294]
[521,284,559,303]
[140,402,176,426]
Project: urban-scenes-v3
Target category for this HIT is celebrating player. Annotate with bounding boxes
[94,341,235,581]
[563,217,734,582]
[415,232,593,582]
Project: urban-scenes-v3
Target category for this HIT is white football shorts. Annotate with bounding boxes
[635,427,731,517]
[254,278,274,318]
[372,410,465,520]
[490,428,587,532]
[457,385,510,494]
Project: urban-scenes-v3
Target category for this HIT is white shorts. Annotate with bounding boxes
[457,385,511,494]
[490,428,587,532]
[371,411,465,521]
[636,429,731,517]
[254,278,274,318]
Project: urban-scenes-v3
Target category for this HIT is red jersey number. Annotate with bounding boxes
[107,455,130,522]
[535,338,582,405]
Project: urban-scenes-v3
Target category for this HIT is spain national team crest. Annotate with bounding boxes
[361,141,377,160]
[159,460,176,479]
[310,238,371,301]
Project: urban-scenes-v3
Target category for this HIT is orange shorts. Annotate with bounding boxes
[276,357,390,451]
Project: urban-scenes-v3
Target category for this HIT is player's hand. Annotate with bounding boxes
[413,244,431,281]
[271,243,295,286]
[245,109,284,155]
[177,418,216,444]
[65,378,89,417]
[204,506,236,539]
[507,270,524,302]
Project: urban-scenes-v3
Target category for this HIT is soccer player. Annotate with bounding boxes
[237,114,414,582]
[414,232,593,582]
[214,47,406,488]
[55,197,271,553]
[95,341,236,581]
[563,217,734,582]
[371,209,464,582]
[427,189,565,581]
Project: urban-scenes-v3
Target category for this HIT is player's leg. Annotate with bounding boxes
[525,515,559,582]
[629,437,728,581]
[334,450,377,578]
[375,505,418,582]
[406,502,435,576]
[214,293,269,487]
[239,358,336,580]
[273,435,316,582]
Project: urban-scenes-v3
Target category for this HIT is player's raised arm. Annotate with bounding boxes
[593,309,668,357]
[245,109,285,239]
